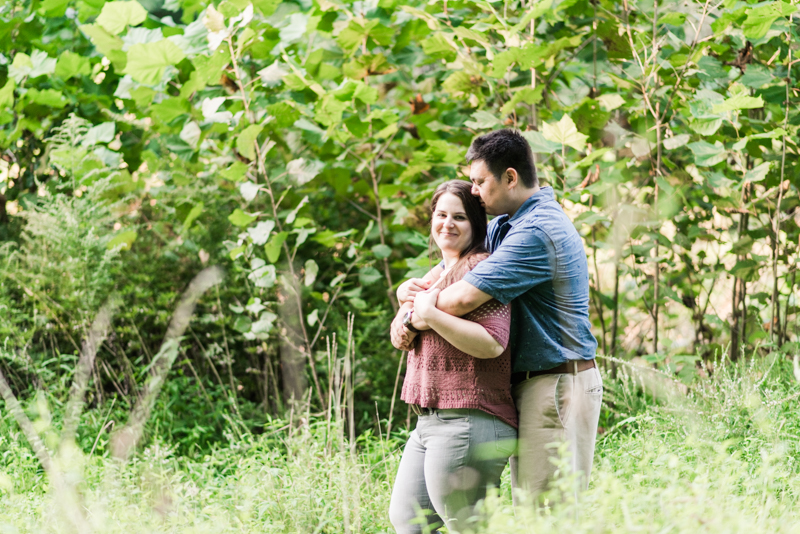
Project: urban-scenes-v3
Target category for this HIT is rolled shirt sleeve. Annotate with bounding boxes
[463,225,555,305]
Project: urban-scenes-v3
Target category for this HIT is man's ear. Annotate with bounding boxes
[505,168,519,188]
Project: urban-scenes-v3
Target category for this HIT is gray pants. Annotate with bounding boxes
[510,366,603,502]
[389,408,517,534]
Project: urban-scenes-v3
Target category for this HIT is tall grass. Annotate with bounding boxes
[1,354,799,533]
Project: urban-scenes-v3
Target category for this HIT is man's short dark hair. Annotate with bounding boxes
[465,129,537,188]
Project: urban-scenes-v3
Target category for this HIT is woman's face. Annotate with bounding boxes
[432,192,473,256]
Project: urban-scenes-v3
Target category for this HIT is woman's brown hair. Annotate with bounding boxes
[429,180,488,288]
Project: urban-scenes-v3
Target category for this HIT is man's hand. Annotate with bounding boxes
[390,313,417,351]
[397,278,432,304]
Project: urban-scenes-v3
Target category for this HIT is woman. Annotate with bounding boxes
[388,180,517,534]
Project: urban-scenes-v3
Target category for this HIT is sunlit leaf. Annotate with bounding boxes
[257,60,288,87]
[82,122,116,147]
[183,202,204,231]
[221,162,250,183]
[107,230,137,251]
[744,162,771,182]
[304,259,319,286]
[0,80,14,108]
[663,134,690,151]
[236,124,264,160]
[522,130,561,153]
[248,220,275,245]
[55,51,91,80]
[265,232,288,263]
[239,181,260,202]
[597,93,626,112]
[464,110,503,130]
[26,88,66,108]
[688,141,727,167]
[123,40,186,85]
[79,24,124,56]
[712,94,764,113]
[229,209,258,227]
[96,1,147,35]
[542,114,588,151]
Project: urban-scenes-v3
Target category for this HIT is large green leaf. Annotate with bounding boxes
[10,50,56,82]
[741,65,773,88]
[82,122,115,146]
[744,162,771,182]
[229,209,258,227]
[511,0,553,33]
[688,141,727,167]
[464,110,503,130]
[123,40,186,85]
[236,124,264,160]
[221,161,250,182]
[80,24,124,56]
[96,1,147,35]
[107,230,137,251]
[500,86,544,115]
[265,232,288,263]
[712,94,764,113]
[0,80,15,108]
[304,259,319,287]
[742,2,796,39]
[55,51,91,80]
[40,0,69,16]
[26,88,67,108]
[542,114,588,151]
[522,130,561,153]
[689,118,722,136]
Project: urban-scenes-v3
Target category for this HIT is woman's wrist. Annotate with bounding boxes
[403,310,420,333]
[415,304,440,324]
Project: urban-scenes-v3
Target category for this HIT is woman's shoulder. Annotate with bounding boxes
[466,252,490,270]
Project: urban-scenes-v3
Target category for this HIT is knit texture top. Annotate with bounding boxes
[399,254,517,428]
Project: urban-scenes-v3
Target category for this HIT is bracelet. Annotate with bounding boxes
[402,310,420,333]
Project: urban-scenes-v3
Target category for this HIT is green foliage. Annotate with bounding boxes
[0,0,799,456]
[1,362,799,532]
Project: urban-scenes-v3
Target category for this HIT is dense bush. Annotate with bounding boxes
[1,0,799,464]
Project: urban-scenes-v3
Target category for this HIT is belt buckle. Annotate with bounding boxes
[411,404,430,416]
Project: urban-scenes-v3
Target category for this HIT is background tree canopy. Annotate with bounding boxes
[0,0,799,451]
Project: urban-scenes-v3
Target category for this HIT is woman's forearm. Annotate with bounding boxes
[422,307,504,359]
[390,302,417,351]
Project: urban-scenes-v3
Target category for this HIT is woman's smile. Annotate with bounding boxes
[432,193,474,260]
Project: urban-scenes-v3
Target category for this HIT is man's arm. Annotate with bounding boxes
[409,279,491,330]
[414,288,504,359]
[428,225,554,320]
[435,279,493,317]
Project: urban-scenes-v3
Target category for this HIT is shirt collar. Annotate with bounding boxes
[506,186,554,226]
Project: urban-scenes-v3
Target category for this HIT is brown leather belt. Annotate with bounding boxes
[511,359,596,386]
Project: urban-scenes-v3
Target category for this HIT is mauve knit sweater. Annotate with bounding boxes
[399,255,517,429]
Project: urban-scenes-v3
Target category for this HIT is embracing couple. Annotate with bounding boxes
[388,129,603,533]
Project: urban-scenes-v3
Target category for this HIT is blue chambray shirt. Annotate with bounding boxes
[463,186,597,373]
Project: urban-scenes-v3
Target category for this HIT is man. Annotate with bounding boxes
[392,128,602,502]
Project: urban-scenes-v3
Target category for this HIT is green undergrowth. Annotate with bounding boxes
[1,356,799,533]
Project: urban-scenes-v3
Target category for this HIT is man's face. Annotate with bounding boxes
[469,159,509,216]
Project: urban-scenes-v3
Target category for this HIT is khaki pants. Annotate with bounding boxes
[510,366,603,502]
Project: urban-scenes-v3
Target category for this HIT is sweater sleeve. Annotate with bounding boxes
[464,300,511,350]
